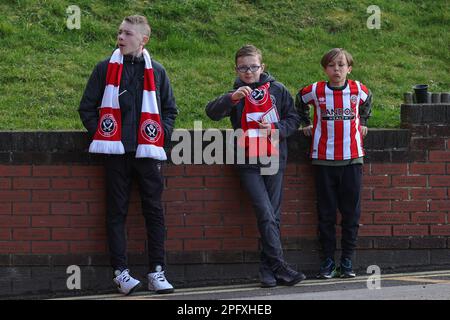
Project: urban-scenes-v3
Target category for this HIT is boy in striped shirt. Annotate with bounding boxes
[295,48,372,278]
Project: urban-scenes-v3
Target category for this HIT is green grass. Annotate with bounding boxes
[0,0,448,130]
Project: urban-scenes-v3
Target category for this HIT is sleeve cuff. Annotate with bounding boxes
[300,121,311,127]
[229,93,240,105]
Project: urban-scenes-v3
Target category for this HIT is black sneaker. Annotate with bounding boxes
[317,257,338,279]
[340,257,356,278]
[259,264,277,288]
[274,263,306,286]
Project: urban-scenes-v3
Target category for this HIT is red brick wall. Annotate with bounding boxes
[0,103,448,297]
[1,145,448,256]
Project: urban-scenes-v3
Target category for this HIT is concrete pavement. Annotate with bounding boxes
[54,269,450,300]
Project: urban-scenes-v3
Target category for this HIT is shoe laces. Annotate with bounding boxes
[150,271,166,282]
[341,258,352,269]
[117,269,131,283]
[279,263,297,276]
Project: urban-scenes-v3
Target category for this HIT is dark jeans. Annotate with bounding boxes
[315,164,362,260]
[104,153,165,272]
[238,167,285,276]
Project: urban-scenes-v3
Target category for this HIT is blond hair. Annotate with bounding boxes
[123,15,151,37]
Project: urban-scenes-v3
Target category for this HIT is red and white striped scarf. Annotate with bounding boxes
[89,48,166,160]
[239,82,279,158]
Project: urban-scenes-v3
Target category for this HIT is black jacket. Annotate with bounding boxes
[205,73,300,170]
[78,54,178,152]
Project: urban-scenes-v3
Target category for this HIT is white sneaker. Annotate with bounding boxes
[113,269,141,295]
[147,268,174,294]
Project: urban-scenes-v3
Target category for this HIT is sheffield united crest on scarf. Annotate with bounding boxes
[141,119,162,143]
[239,82,279,158]
[99,113,119,138]
[89,48,166,160]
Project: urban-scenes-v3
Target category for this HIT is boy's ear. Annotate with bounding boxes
[348,66,352,74]
[142,35,149,46]
[261,63,265,72]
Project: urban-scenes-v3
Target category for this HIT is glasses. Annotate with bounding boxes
[236,65,261,73]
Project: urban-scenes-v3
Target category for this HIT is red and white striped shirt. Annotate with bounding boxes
[301,80,369,160]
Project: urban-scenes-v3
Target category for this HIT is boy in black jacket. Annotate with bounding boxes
[206,45,305,287]
[79,15,177,295]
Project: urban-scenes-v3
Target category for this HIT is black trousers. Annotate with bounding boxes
[238,167,285,275]
[315,164,362,260]
[104,154,165,272]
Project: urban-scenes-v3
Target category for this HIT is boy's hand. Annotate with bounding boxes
[302,125,313,137]
[231,86,252,101]
[361,126,368,137]
[259,122,273,136]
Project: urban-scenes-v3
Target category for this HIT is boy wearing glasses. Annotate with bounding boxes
[295,48,372,279]
[206,45,305,288]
